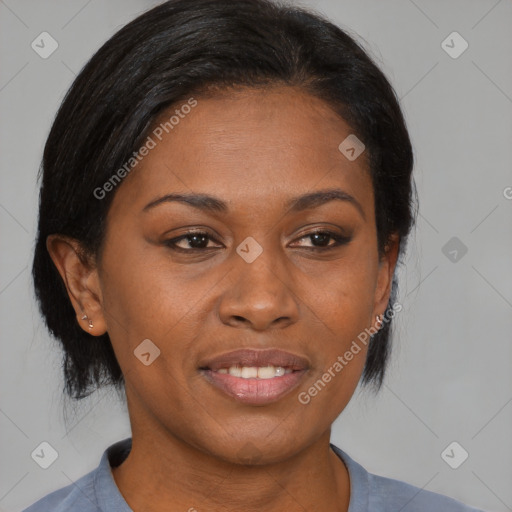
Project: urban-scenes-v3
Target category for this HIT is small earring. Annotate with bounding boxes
[81,314,94,329]
[376,314,383,329]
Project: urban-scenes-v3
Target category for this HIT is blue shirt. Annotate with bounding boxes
[23,437,485,511]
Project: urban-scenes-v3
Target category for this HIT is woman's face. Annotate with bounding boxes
[90,86,398,463]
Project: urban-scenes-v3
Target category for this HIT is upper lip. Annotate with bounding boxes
[198,349,310,371]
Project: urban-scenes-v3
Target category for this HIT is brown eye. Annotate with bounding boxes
[164,231,222,251]
[293,230,352,250]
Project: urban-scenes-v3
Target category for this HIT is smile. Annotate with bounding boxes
[198,348,310,406]
[216,365,292,378]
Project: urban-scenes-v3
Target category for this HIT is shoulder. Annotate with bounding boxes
[330,444,485,512]
[22,438,132,512]
[366,472,484,511]
[22,470,99,512]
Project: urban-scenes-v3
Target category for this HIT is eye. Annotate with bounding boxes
[163,228,351,253]
[164,230,222,252]
[292,230,352,250]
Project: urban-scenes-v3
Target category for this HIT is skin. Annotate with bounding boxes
[47,86,399,512]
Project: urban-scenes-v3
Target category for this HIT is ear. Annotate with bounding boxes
[372,233,400,321]
[46,234,107,336]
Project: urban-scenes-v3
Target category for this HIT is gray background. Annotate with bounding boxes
[1,0,511,510]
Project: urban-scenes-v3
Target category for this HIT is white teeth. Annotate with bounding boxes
[257,366,278,379]
[241,366,258,378]
[218,366,292,378]
[228,366,242,377]
[275,366,286,377]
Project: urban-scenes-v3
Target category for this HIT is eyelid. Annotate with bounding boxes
[293,225,350,240]
[291,229,352,248]
[166,229,223,250]
[164,227,352,252]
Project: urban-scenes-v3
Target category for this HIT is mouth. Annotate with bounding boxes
[198,348,310,406]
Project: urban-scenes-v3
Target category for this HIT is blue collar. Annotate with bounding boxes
[93,437,367,511]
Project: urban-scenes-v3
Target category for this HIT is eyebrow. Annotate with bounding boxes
[142,188,366,220]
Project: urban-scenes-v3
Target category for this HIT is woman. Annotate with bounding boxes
[27,0,484,510]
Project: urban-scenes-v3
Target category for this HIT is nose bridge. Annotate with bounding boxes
[217,236,299,330]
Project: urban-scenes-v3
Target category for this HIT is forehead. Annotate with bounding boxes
[109,86,373,217]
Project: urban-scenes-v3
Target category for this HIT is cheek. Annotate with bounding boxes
[299,246,378,333]
[100,234,187,332]
[99,251,203,417]
[98,240,220,379]
[293,245,377,404]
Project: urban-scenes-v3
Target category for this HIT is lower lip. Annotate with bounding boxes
[200,369,307,405]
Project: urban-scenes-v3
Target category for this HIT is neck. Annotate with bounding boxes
[113,431,350,512]
[111,396,350,512]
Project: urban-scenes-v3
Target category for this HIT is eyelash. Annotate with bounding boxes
[164,229,351,253]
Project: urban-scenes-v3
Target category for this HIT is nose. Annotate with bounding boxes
[217,248,300,331]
